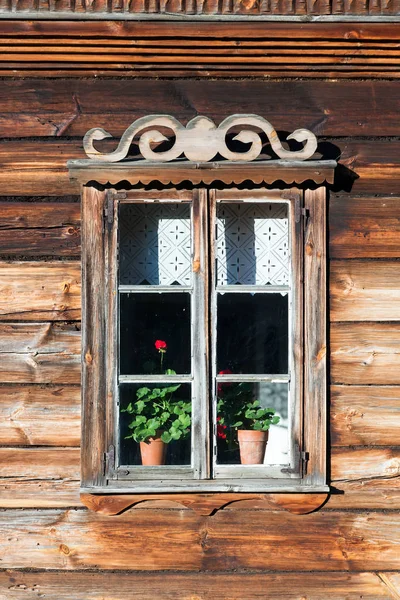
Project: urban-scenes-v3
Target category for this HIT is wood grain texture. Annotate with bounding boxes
[0,80,399,139]
[0,571,395,600]
[0,0,399,15]
[331,323,400,385]
[330,260,400,322]
[332,447,400,482]
[0,201,80,257]
[0,447,80,480]
[1,509,400,571]
[0,322,80,384]
[328,479,400,509]
[0,385,80,446]
[0,479,80,508]
[331,385,400,446]
[329,195,400,259]
[1,25,400,78]
[1,138,399,195]
[0,261,81,320]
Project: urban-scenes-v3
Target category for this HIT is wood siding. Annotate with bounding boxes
[1,23,400,597]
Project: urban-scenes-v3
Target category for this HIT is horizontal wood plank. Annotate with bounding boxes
[0,571,394,600]
[0,447,80,480]
[331,447,400,482]
[331,385,400,446]
[0,139,399,195]
[331,323,400,385]
[330,260,400,322]
[329,195,400,259]
[327,479,400,509]
[0,201,80,256]
[0,322,80,384]
[0,479,80,508]
[0,385,80,446]
[2,80,399,138]
[0,261,81,320]
[0,508,399,571]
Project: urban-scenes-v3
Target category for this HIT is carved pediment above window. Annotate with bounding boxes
[68,114,336,188]
[83,114,318,163]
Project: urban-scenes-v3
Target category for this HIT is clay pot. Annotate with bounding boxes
[237,429,269,465]
[140,436,167,466]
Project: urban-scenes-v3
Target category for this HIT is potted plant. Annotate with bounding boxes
[217,377,280,465]
[122,340,191,466]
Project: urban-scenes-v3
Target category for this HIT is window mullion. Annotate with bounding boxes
[191,188,210,480]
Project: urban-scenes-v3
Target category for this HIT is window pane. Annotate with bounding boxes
[120,293,191,375]
[216,382,288,465]
[119,383,191,466]
[119,203,191,286]
[216,202,289,286]
[217,293,288,374]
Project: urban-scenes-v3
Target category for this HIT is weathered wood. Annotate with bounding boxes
[0,447,80,480]
[80,187,107,488]
[0,201,80,256]
[0,479,80,508]
[331,323,400,385]
[330,260,400,322]
[2,22,400,41]
[0,138,397,195]
[303,188,326,488]
[0,261,81,320]
[0,509,399,571]
[330,195,400,259]
[331,385,400,446]
[0,385,80,446]
[332,447,400,482]
[328,479,400,509]
[1,80,399,138]
[0,322,80,384]
[0,571,394,600]
[80,492,328,516]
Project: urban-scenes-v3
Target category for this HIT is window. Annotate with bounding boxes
[71,112,333,501]
[79,184,328,494]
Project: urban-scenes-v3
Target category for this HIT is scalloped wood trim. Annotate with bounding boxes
[80,492,329,516]
[68,160,336,188]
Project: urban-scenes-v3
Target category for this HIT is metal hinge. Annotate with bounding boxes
[103,444,115,478]
[301,451,310,475]
[103,194,114,231]
[281,443,308,475]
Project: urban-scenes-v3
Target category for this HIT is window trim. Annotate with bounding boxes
[80,184,328,495]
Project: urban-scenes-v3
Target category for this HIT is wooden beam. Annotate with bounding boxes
[0,509,399,570]
[0,571,394,600]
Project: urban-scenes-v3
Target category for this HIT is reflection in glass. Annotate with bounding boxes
[216,202,289,286]
[119,203,191,286]
[120,293,191,375]
[216,382,288,465]
[217,293,288,374]
[119,383,191,466]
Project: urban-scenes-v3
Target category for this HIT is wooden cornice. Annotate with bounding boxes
[0,0,399,17]
[0,21,399,79]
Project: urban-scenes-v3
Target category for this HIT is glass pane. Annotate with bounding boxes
[119,203,191,286]
[119,383,191,466]
[217,293,288,374]
[216,202,289,286]
[216,382,288,465]
[120,293,191,375]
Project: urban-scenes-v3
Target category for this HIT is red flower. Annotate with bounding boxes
[155,340,167,351]
[217,417,227,440]
[218,369,232,394]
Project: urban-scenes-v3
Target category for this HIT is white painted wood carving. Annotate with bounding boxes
[83,114,318,163]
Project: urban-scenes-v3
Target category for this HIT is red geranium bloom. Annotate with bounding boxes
[218,368,232,393]
[155,340,167,351]
[217,417,227,440]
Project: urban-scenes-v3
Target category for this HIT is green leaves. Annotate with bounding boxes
[218,380,280,433]
[123,379,191,444]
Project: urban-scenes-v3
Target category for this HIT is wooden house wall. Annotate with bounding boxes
[0,20,400,599]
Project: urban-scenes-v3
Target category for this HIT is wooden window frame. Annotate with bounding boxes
[80,182,328,498]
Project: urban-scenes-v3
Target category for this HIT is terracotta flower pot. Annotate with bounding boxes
[237,429,269,465]
[140,436,167,466]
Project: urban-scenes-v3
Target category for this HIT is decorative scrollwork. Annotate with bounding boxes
[83,114,318,163]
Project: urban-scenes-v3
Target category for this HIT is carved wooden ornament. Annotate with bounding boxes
[83,114,318,163]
